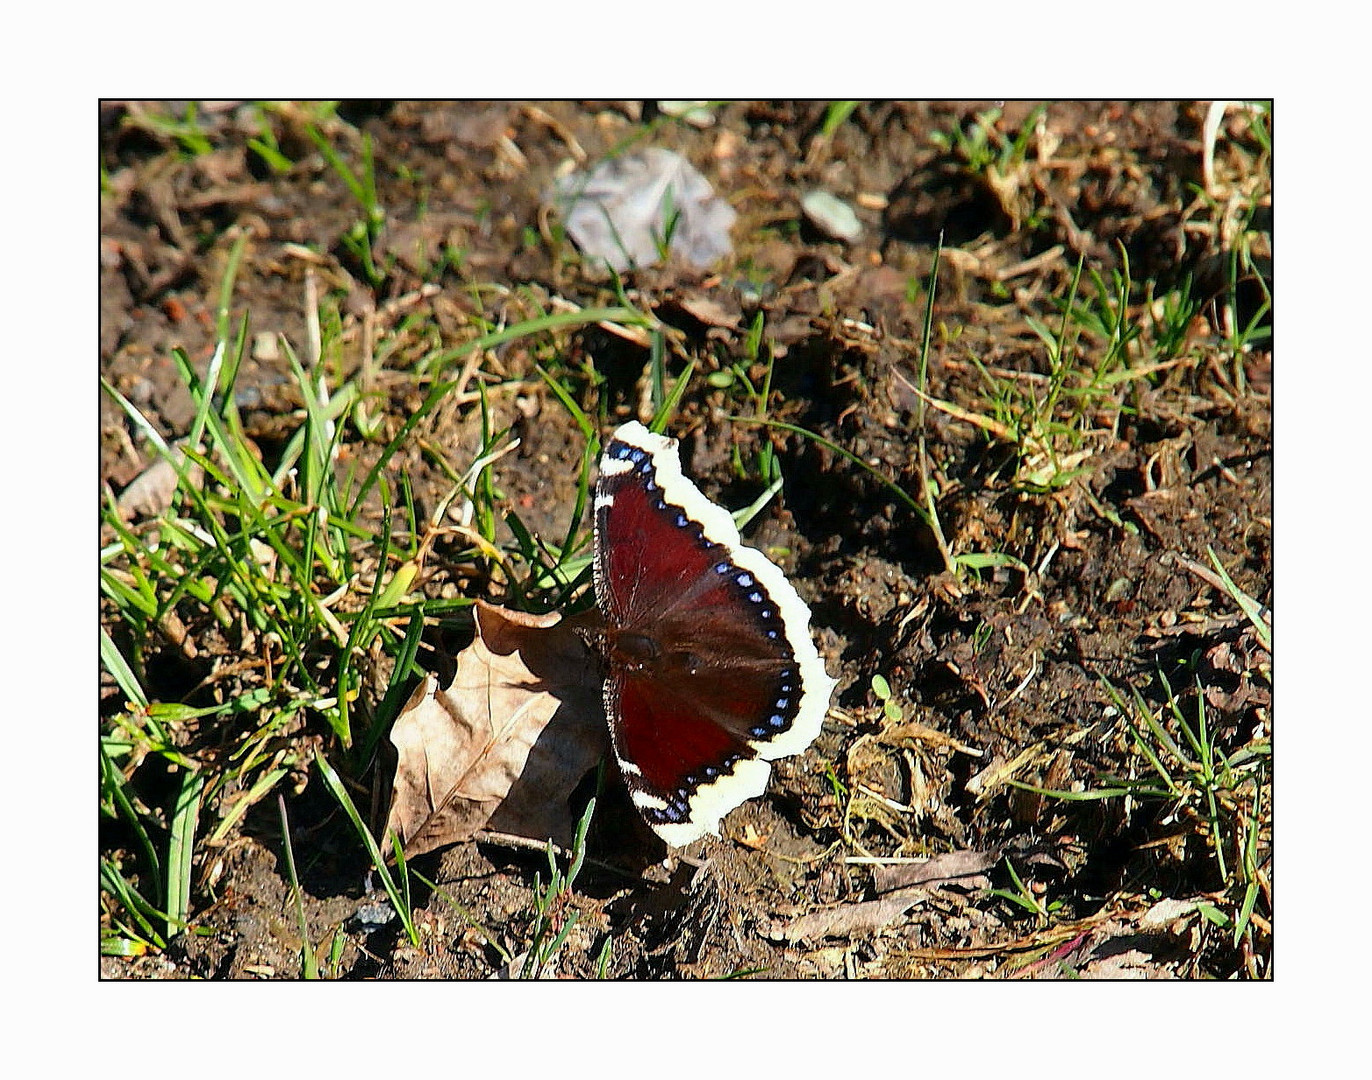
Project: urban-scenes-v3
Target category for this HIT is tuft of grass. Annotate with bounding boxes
[1144,271,1204,362]
[246,104,295,174]
[1218,195,1273,365]
[519,799,599,979]
[121,101,215,157]
[1009,665,1270,972]
[931,104,1042,175]
[988,856,1064,928]
[98,238,659,958]
[901,241,1028,580]
[930,104,1049,231]
[917,246,1212,496]
[307,122,388,287]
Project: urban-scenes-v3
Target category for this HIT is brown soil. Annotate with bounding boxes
[99,100,1271,980]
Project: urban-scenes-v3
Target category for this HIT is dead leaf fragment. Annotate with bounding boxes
[384,602,607,857]
[780,894,927,943]
[116,442,202,520]
[1138,897,1200,933]
[870,848,1002,895]
[780,850,1003,944]
[672,294,742,330]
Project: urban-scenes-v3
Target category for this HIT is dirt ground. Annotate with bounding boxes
[99,100,1272,979]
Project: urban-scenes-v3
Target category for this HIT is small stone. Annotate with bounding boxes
[352,900,396,931]
[252,332,279,362]
[657,101,715,127]
[801,190,862,242]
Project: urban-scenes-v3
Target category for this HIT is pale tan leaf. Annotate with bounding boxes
[384,601,607,858]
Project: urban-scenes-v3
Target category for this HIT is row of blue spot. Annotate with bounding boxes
[650,754,742,823]
[750,669,797,739]
[713,562,780,639]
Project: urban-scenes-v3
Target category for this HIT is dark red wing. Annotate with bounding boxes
[592,423,834,844]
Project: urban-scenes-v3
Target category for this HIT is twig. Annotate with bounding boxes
[472,829,645,882]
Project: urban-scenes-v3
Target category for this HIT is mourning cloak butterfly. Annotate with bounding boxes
[592,421,836,846]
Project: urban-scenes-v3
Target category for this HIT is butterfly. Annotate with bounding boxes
[589,421,835,846]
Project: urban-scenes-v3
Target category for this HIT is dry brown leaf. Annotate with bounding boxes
[1138,897,1201,932]
[780,893,926,943]
[1073,947,1167,980]
[673,293,741,330]
[780,849,1003,943]
[384,601,608,858]
[1017,930,1175,980]
[870,848,1002,895]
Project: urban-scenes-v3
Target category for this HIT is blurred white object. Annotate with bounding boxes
[549,148,736,273]
[657,101,716,127]
[801,190,862,242]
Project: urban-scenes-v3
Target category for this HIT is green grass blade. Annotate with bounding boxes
[100,739,163,887]
[101,859,167,949]
[1206,545,1272,650]
[166,770,204,938]
[100,627,148,708]
[278,795,319,979]
[536,363,595,442]
[314,753,420,946]
[732,416,926,522]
